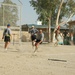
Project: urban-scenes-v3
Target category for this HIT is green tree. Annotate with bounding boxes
[30,0,75,42]
[0,0,18,26]
[30,0,59,42]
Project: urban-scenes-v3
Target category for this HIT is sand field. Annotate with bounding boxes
[0,42,75,75]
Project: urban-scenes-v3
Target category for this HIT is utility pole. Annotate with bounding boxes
[18,0,22,44]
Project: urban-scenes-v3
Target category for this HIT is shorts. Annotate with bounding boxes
[36,39,42,44]
[31,34,36,41]
[4,36,10,42]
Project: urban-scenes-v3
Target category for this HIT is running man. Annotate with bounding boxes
[2,24,12,50]
[54,26,62,46]
[29,26,38,47]
[34,30,44,52]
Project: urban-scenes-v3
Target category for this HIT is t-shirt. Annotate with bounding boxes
[37,33,44,41]
[29,28,38,35]
[3,28,11,36]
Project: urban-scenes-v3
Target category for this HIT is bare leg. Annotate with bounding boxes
[32,41,35,46]
[54,36,59,46]
[34,43,38,52]
[4,42,10,49]
[54,41,58,46]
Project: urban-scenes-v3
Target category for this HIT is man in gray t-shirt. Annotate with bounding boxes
[34,30,44,52]
[36,31,44,42]
[29,26,38,46]
[3,27,11,37]
[2,24,12,50]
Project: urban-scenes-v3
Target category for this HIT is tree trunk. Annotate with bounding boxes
[48,13,52,43]
[59,13,74,26]
[52,0,64,42]
[56,0,64,27]
[48,17,51,43]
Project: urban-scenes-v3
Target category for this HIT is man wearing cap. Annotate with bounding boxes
[29,26,38,47]
[2,24,12,50]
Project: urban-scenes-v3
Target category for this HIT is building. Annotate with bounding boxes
[22,24,69,42]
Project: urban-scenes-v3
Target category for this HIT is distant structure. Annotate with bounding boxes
[36,20,42,25]
[22,24,69,42]
[68,20,75,30]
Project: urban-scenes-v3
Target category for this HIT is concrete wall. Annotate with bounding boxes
[0,30,31,42]
[0,30,49,42]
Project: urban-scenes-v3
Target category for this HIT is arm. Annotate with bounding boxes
[2,35,4,39]
[9,29,12,41]
[2,29,6,39]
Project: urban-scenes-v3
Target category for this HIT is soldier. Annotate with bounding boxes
[2,24,12,50]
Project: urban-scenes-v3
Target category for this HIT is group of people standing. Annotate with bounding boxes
[54,26,75,45]
[63,30,75,45]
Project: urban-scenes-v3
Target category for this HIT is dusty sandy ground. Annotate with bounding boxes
[0,42,75,75]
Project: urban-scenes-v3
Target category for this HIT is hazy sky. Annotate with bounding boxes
[0,0,75,25]
[0,0,38,25]
[13,0,38,25]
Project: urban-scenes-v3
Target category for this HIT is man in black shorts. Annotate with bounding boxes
[29,26,38,47]
[34,30,44,51]
[2,24,12,50]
